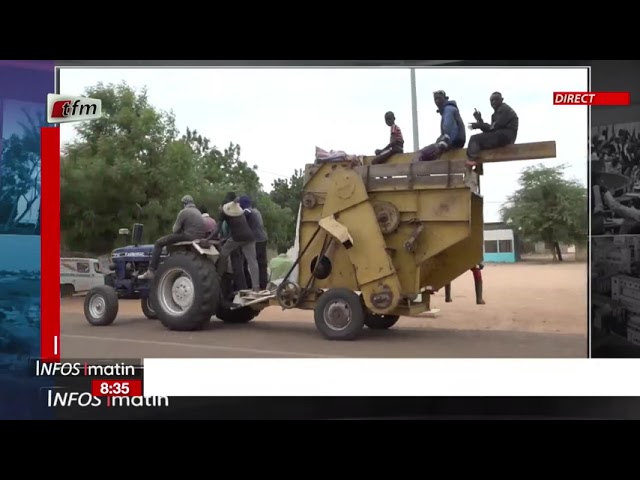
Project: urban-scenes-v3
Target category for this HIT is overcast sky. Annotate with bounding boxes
[59,67,588,222]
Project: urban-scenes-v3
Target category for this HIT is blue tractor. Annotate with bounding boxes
[82,204,263,329]
[84,219,166,325]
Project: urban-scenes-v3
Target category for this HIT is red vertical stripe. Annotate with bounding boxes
[40,127,60,362]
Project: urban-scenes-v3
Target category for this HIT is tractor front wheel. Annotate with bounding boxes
[84,285,119,326]
[151,251,221,331]
[314,288,366,341]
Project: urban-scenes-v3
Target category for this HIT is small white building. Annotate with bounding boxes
[483,223,517,263]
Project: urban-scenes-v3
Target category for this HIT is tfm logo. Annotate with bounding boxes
[46,94,102,124]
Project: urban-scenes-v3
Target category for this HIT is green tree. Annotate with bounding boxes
[60,81,296,255]
[500,164,587,261]
[61,82,185,252]
[254,192,297,253]
[269,169,304,214]
[268,169,304,251]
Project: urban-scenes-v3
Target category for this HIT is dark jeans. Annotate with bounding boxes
[415,136,465,162]
[256,241,268,289]
[149,232,193,271]
[467,129,516,159]
[415,143,464,162]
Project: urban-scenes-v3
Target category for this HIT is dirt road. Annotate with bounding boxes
[61,261,588,358]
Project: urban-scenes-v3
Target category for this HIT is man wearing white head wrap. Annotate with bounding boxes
[214,197,260,293]
[138,195,206,280]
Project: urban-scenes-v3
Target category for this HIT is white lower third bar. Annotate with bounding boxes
[54,336,58,356]
[143,358,640,397]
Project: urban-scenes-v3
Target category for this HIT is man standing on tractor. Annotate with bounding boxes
[239,195,269,290]
[138,195,206,280]
[213,197,261,293]
[217,191,250,291]
[372,111,404,165]
[466,92,519,175]
[413,90,466,162]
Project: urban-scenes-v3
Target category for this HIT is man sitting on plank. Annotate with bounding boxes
[413,90,466,163]
[466,92,519,175]
[372,111,404,165]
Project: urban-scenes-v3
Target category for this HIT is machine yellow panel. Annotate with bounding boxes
[273,140,556,340]
[420,193,484,291]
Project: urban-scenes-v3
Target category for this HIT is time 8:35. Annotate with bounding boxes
[91,380,141,397]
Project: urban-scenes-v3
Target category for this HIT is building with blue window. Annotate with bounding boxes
[483,222,520,263]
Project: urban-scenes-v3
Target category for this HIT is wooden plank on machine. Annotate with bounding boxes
[452,141,557,163]
[361,141,557,166]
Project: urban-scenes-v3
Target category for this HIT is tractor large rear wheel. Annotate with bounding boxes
[151,251,221,331]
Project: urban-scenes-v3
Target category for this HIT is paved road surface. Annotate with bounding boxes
[62,313,586,358]
[61,262,588,358]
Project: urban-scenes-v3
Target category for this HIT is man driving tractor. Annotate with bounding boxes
[138,195,206,280]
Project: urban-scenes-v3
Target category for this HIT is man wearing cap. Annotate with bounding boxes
[467,92,519,175]
[414,90,466,162]
[139,195,206,280]
[215,197,260,293]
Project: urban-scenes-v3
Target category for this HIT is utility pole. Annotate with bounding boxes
[410,68,419,151]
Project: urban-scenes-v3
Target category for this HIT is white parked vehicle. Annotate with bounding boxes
[61,257,105,297]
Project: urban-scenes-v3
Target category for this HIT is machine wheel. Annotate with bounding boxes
[314,288,366,341]
[364,313,399,330]
[277,281,302,309]
[84,285,119,326]
[216,306,259,324]
[141,296,158,320]
[151,251,221,331]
